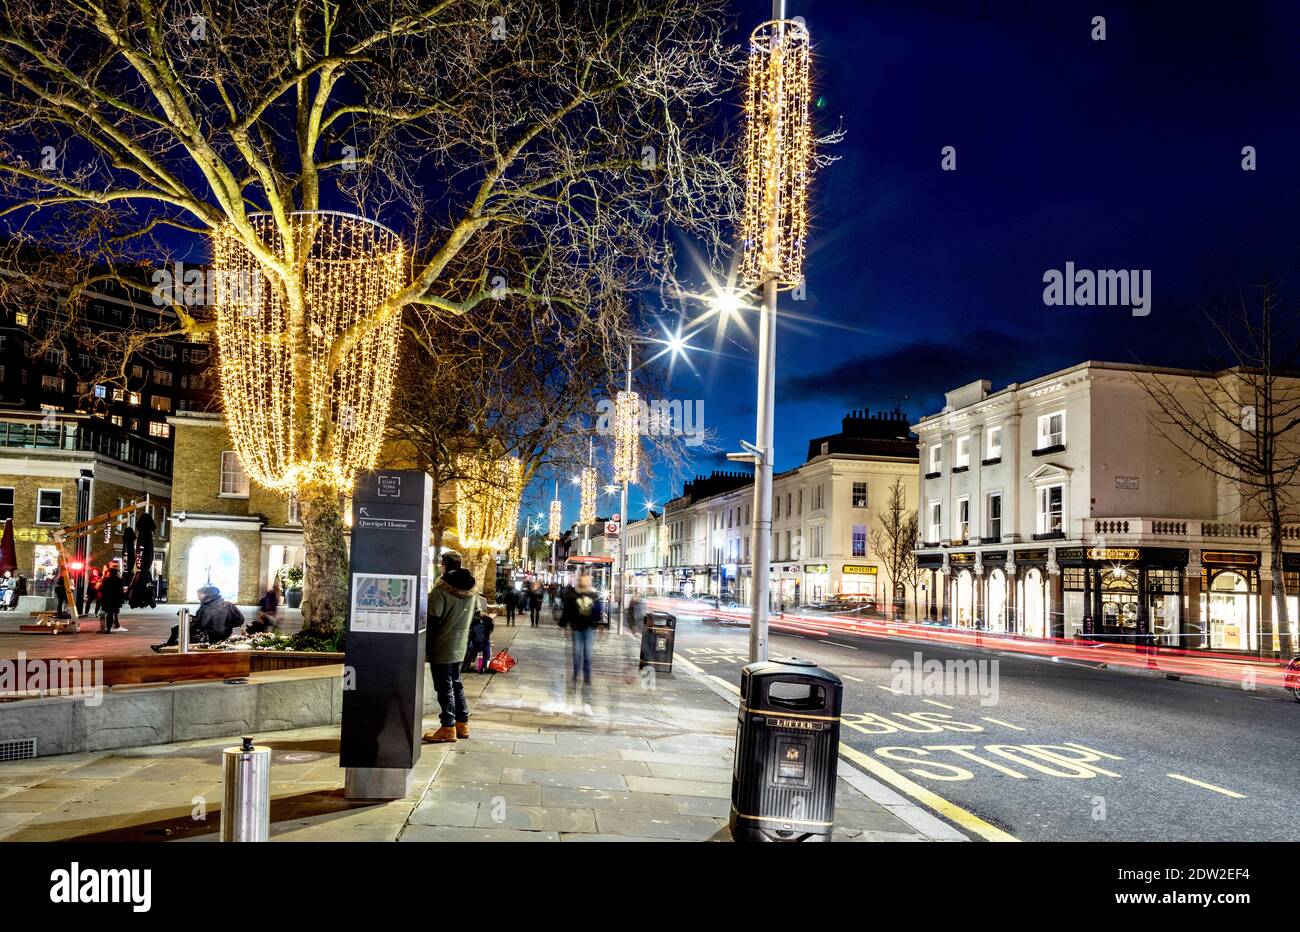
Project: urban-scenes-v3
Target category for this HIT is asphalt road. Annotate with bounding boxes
[662,604,1300,841]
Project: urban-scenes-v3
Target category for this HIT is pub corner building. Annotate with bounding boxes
[913,360,1300,657]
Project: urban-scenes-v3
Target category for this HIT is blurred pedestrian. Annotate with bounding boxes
[248,584,281,634]
[98,564,124,633]
[560,572,605,715]
[528,581,543,627]
[502,583,519,626]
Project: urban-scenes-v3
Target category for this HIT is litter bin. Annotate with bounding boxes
[640,611,676,673]
[729,658,843,842]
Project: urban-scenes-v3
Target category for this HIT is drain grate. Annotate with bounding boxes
[0,737,37,761]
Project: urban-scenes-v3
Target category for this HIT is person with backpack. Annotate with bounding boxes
[150,584,242,651]
[559,573,606,715]
[424,551,483,743]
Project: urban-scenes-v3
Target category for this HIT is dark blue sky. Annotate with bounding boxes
[587,0,1300,522]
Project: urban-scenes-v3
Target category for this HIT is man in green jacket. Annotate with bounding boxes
[424,551,484,743]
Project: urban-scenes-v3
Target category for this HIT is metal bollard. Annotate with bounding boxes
[178,608,190,654]
[220,736,271,842]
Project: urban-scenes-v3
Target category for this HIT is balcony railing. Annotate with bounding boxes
[1083,517,1300,542]
[0,417,171,477]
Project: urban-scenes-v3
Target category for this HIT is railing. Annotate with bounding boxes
[1082,517,1300,542]
[0,417,171,476]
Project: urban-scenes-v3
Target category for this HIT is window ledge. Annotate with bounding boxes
[1032,444,1066,457]
[979,536,1002,545]
[924,471,941,480]
[952,465,969,474]
[981,457,1002,466]
[1032,531,1066,541]
[218,493,250,500]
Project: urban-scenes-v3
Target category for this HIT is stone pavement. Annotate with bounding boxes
[0,620,958,842]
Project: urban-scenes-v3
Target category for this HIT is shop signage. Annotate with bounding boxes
[1201,550,1259,567]
[842,564,877,575]
[14,527,52,543]
[1115,475,1139,490]
[1017,549,1049,562]
[803,564,829,574]
[1283,553,1300,572]
[948,552,975,565]
[1086,547,1140,561]
[981,550,1008,565]
[917,553,944,568]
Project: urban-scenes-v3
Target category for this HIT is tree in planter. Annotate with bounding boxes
[0,0,740,634]
[1141,283,1300,658]
[868,477,919,620]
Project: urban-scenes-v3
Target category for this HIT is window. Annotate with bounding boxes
[1037,484,1064,534]
[110,415,123,427]
[813,485,824,510]
[986,425,1002,460]
[986,492,1002,541]
[40,375,65,392]
[797,490,803,514]
[1037,411,1065,449]
[78,354,91,369]
[36,489,61,525]
[852,482,868,508]
[149,422,171,438]
[130,364,144,379]
[775,496,780,519]
[94,384,107,399]
[955,435,970,469]
[786,493,792,518]
[928,502,942,543]
[44,348,65,365]
[785,530,791,560]
[0,487,12,521]
[128,392,141,406]
[220,450,250,497]
[14,312,27,326]
[150,395,171,412]
[154,344,175,360]
[928,444,942,474]
[811,524,823,558]
[111,388,124,402]
[956,496,970,541]
[852,524,867,557]
[158,506,168,538]
[153,370,173,386]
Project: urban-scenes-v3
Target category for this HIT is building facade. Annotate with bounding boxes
[641,410,919,609]
[166,412,301,604]
[913,361,1300,656]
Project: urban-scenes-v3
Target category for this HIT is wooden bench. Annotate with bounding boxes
[97,652,253,687]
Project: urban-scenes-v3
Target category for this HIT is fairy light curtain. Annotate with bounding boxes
[739,18,812,289]
[213,211,406,493]
[548,498,562,541]
[612,390,640,483]
[579,466,598,525]
[454,454,525,551]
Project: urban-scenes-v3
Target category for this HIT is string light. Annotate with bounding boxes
[739,18,812,290]
[454,454,525,550]
[579,466,597,524]
[212,211,406,493]
[612,389,640,483]
[548,497,562,541]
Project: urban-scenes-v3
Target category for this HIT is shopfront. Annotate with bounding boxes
[1013,549,1050,639]
[1200,551,1259,652]
[803,564,828,603]
[839,563,877,602]
[1054,547,1188,645]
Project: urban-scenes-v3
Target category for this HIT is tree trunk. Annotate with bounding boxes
[1272,523,1294,658]
[467,545,496,603]
[298,482,350,635]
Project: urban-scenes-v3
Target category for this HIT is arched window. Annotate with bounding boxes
[187,536,240,602]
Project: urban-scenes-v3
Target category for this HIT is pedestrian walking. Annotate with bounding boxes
[528,581,543,627]
[503,584,518,626]
[98,564,125,633]
[560,572,605,715]
[423,551,483,743]
[84,567,101,616]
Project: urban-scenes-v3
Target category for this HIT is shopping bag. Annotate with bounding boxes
[487,649,517,674]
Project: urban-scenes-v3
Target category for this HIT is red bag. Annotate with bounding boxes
[487,649,517,674]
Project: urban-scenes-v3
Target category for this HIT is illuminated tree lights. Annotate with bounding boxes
[613,389,641,483]
[549,498,563,541]
[454,454,525,551]
[213,211,406,493]
[739,18,812,289]
[579,466,598,525]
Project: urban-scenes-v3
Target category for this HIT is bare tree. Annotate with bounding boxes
[1142,283,1300,658]
[0,0,740,631]
[869,476,918,620]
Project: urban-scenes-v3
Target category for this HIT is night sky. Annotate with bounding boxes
[600,0,1300,522]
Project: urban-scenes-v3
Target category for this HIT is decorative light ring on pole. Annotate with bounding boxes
[579,467,598,525]
[739,18,812,290]
[454,454,524,550]
[212,211,406,493]
[612,390,641,483]
[548,498,563,541]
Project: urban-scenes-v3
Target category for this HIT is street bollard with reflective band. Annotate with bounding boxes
[730,658,843,842]
[178,608,191,654]
[640,611,676,673]
[221,737,270,842]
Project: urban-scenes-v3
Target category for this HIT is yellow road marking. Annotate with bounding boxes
[1167,774,1245,799]
[921,699,955,709]
[838,743,1018,842]
[981,717,1026,731]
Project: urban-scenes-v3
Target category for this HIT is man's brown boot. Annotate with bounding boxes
[422,726,457,743]
[455,722,470,739]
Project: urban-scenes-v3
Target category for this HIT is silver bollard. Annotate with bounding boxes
[178,607,190,654]
[221,736,271,842]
